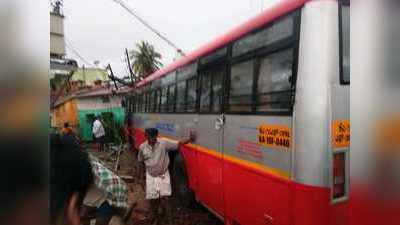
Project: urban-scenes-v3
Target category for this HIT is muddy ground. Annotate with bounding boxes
[88,147,223,225]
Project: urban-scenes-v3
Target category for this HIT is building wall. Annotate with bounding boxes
[53,95,126,141]
[77,95,123,110]
[76,95,125,141]
[77,107,125,141]
[71,68,109,86]
[53,99,78,128]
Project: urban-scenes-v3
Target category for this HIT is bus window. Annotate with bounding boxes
[127,96,131,113]
[155,89,161,113]
[132,96,136,112]
[136,94,140,112]
[139,93,143,112]
[142,93,146,112]
[123,97,128,112]
[153,90,157,112]
[186,78,197,112]
[232,15,294,57]
[200,47,227,65]
[139,94,142,112]
[167,84,176,112]
[340,4,350,84]
[162,72,176,86]
[141,93,146,112]
[211,68,224,113]
[161,87,168,112]
[143,92,147,112]
[229,60,254,112]
[151,91,155,112]
[145,92,150,113]
[257,49,293,112]
[176,81,186,112]
[127,97,131,113]
[133,96,136,112]
[137,94,141,112]
[177,63,197,81]
[200,72,212,112]
[150,90,158,112]
[133,95,137,112]
[149,92,153,112]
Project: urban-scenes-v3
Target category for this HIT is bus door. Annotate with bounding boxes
[196,65,226,217]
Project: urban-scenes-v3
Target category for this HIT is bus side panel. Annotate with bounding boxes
[291,183,330,225]
[180,145,199,192]
[330,201,348,225]
[194,114,225,216]
[224,161,292,225]
[222,115,292,225]
[292,183,347,225]
[196,150,224,216]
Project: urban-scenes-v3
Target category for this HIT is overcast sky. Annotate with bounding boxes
[63,0,281,77]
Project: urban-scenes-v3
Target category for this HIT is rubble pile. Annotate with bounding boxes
[89,148,222,225]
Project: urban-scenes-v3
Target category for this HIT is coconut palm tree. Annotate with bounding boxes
[129,41,163,79]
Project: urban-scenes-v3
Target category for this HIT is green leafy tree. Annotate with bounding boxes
[129,41,163,79]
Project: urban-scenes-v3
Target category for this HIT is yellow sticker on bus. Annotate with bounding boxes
[258,124,291,150]
[332,120,350,148]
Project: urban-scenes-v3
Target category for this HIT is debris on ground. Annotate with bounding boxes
[87,147,223,225]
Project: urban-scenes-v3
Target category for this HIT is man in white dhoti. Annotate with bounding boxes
[138,128,194,225]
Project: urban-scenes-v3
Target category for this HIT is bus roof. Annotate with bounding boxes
[137,0,309,87]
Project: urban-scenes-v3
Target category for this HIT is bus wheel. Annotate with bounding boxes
[172,154,195,208]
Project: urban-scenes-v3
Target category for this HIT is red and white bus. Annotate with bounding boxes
[124,0,350,224]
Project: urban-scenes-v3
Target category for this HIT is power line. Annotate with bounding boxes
[110,0,185,56]
[65,38,94,67]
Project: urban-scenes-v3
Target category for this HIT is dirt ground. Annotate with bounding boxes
[88,146,223,225]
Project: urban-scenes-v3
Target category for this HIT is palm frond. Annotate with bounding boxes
[129,41,163,78]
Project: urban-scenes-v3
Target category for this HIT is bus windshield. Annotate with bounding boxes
[341,5,350,84]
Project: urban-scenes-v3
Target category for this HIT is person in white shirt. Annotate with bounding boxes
[92,115,106,152]
[138,128,195,225]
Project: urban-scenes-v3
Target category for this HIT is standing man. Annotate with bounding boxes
[138,128,195,225]
[92,115,106,152]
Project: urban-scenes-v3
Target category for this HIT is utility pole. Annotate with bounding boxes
[125,48,135,85]
[106,64,119,90]
[106,64,133,89]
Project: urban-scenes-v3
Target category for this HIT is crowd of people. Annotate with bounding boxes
[50,115,195,225]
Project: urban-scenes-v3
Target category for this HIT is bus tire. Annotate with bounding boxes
[172,154,195,208]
